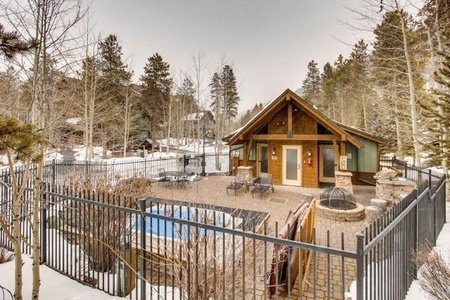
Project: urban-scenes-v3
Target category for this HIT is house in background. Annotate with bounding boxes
[139,139,159,151]
[182,111,215,138]
[222,89,385,188]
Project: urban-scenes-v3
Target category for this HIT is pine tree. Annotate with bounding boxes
[97,35,131,156]
[0,23,33,59]
[209,71,223,148]
[419,0,450,178]
[422,52,450,176]
[320,62,336,120]
[221,65,240,128]
[301,60,322,108]
[176,77,197,141]
[347,40,374,130]
[139,52,173,145]
[371,10,426,157]
[334,55,351,123]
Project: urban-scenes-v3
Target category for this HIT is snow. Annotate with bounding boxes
[66,118,81,125]
[345,202,450,300]
[0,255,121,300]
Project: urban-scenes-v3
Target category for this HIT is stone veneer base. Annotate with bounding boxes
[316,202,366,222]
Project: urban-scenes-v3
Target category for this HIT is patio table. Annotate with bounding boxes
[164,171,189,188]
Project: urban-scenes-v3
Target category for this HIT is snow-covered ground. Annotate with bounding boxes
[0,255,121,300]
[404,202,450,300]
[346,201,450,300]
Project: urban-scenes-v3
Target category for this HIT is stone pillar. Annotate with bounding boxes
[335,171,353,194]
[237,166,253,183]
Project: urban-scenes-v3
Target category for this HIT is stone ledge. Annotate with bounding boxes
[316,202,365,222]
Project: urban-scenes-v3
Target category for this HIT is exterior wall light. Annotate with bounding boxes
[272,148,276,155]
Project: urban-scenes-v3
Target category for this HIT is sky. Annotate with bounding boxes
[90,0,370,113]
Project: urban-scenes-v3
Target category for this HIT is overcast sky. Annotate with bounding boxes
[90,0,369,112]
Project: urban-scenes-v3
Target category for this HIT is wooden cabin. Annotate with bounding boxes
[182,111,215,138]
[222,89,385,188]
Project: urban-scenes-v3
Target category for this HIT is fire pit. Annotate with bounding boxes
[317,187,365,222]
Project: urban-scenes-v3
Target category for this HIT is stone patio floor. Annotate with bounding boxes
[149,175,376,299]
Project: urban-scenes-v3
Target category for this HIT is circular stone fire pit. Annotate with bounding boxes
[316,187,365,222]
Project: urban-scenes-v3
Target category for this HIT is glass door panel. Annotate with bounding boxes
[320,145,335,183]
[282,145,302,186]
[286,148,298,180]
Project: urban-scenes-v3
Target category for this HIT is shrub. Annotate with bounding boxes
[415,246,450,300]
[0,247,14,264]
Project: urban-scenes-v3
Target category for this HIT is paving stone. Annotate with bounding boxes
[149,176,375,299]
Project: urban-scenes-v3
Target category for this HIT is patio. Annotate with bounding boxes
[150,174,376,299]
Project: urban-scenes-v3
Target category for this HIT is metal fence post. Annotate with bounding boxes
[428,169,432,188]
[356,232,365,300]
[139,199,146,299]
[51,159,56,186]
[40,187,47,264]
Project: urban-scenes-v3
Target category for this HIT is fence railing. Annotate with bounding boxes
[36,153,230,187]
[379,156,444,187]
[0,156,447,299]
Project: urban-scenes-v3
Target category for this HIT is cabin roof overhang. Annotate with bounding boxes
[223,89,367,149]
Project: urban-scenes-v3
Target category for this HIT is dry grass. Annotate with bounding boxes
[415,246,450,300]
[0,247,14,264]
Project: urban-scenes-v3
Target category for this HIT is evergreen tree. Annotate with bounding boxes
[0,23,34,58]
[221,65,240,127]
[372,9,426,158]
[347,40,374,130]
[419,0,450,179]
[176,77,197,140]
[334,55,351,123]
[301,60,322,108]
[320,62,336,120]
[238,103,264,127]
[209,71,223,146]
[140,52,173,143]
[209,72,222,116]
[97,35,132,156]
[98,35,130,102]
[422,52,450,175]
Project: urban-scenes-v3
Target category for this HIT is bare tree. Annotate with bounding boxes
[191,51,208,154]
[0,117,45,300]
[1,1,87,299]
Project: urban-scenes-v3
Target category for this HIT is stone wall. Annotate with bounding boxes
[375,178,416,205]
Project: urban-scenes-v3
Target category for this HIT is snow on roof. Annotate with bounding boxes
[183,112,205,121]
[66,117,81,125]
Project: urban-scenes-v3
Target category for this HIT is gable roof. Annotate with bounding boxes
[223,89,384,148]
[182,111,214,121]
[333,121,386,145]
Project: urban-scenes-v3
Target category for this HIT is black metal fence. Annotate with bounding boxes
[0,157,447,299]
[379,156,444,187]
[37,153,230,187]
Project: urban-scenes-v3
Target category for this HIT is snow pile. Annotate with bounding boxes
[346,202,450,299]
[73,145,111,160]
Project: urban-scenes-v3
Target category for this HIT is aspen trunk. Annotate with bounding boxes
[32,157,43,299]
[397,1,421,166]
[7,151,23,300]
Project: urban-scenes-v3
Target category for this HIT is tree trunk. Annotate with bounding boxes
[32,157,44,299]
[397,1,421,166]
[7,151,23,300]
[394,99,403,153]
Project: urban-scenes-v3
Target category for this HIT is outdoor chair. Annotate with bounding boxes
[251,173,274,199]
[155,168,170,186]
[226,173,248,196]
